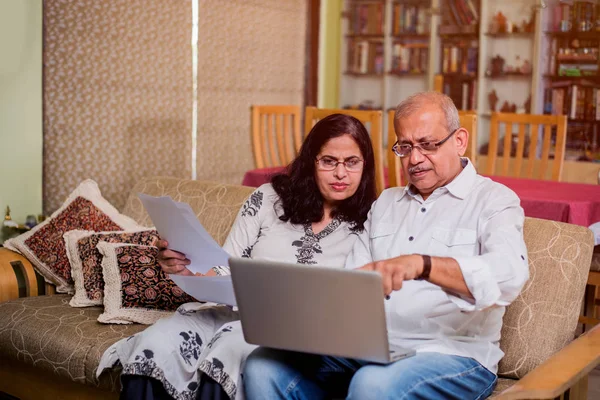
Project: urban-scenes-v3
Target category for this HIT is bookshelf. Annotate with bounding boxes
[437,0,542,151]
[339,0,437,123]
[338,0,548,157]
[541,0,600,162]
[438,0,480,112]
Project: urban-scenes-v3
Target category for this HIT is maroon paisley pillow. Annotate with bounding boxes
[4,180,140,292]
[65,229,160,307]
[97,243,196,324]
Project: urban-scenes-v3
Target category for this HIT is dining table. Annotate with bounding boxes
[242,167,600,227]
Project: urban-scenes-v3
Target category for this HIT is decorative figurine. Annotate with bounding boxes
[500,101,512,112]
[488,89,499,112]
[25,215,38,229]
[524,95,532,114]
[490,55,505,76]
[520,60,532,74]
[523,10,535,33]
[510,103,517,113]
[514,55,523,73]
[493,11,508,33]
[3,206,18,228]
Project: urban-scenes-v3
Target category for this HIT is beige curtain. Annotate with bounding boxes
[43,0,307,213]
[195,0,307,184]
[43,0,193,214]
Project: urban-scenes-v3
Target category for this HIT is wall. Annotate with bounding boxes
[318,0,341,108]
[0,0,43,224]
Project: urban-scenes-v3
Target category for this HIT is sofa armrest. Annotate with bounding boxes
[495,323,600,399]
[0,247,39,301]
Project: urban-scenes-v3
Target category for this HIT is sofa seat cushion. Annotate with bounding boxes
[0,294,147,391]
[490,378,516,398]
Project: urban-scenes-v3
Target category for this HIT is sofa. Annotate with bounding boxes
[0,176,599,400]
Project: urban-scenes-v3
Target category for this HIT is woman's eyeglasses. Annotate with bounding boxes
[391,128,458,158]
[316,156,364,172]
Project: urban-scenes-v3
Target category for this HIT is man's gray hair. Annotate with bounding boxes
[394,91,460,133]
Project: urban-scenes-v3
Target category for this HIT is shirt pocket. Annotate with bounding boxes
[370,223,400,260]
[370,223,399,239]
[428,228,478,257]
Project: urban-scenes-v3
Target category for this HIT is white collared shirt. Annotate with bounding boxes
[345,159,529,373]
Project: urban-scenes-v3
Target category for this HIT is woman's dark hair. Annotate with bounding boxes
[271,113,377,232]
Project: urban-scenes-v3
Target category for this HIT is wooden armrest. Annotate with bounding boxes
[0,247,38,301]
[495,323,600,399]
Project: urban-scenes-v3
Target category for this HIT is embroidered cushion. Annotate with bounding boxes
[97,242,196,324]
[4,180,140,293]
[65,229,160,307]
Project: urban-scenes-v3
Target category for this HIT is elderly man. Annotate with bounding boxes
[243,92,529,400]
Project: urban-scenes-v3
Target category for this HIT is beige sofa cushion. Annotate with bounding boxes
[0,294,146,391]
[121,176,255,246]
[498,218,594,379]
[0,178,255,390]
[490,378,517,398]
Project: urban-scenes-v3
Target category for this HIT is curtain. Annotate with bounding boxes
[195,0,307,184]
[43,0,193,213]
[43,0,307,213]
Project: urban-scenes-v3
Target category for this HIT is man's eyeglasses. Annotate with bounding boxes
[316,156,364,172]
[391,128,458,158]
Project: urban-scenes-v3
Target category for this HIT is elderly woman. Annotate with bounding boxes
[97,113,378,400]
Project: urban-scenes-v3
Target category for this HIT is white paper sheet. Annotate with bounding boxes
[169,274,237,306]
[138,193,230,274]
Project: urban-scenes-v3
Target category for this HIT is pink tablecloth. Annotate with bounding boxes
[488,176,600,227]
[242,168,600,227]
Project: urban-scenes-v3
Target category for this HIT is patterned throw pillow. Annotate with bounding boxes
[65,229,160,307]
[97,242,196,324]
[4,180,140,293]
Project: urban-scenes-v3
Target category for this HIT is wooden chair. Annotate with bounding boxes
[386,110,478,188]
[486,112,568,181]
[459,112,478,165]
[304,107,384,195]
[580,246,600,332]
[251,105,302,168]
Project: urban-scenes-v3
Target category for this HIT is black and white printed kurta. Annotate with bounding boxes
[97,184,360,400]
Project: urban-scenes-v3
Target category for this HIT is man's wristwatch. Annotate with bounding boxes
[416,255,432,281]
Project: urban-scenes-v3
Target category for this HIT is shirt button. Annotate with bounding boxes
[421,207,426,213]
[408,236,414,241]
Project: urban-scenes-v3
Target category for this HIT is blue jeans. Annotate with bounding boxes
[243,349,497,400]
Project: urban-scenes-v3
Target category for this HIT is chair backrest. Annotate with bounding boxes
[251,105,302,168]
[486,112,568,181]
[433,74,443,93]
[386,110,478,188]
[499,217,593,379]
[459,112,478,166]
[305,107,385,195]
[386,110,403,188]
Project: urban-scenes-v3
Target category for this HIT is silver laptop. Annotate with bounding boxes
[229,257,415,364]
